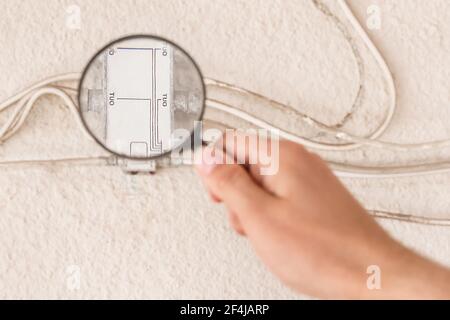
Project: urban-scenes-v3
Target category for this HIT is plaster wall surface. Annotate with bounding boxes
[0,0,449,298]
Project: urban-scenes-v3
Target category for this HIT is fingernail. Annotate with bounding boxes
[195,148,218,175]
[196,161,217,175]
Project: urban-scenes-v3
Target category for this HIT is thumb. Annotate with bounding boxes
[196,147,277,220]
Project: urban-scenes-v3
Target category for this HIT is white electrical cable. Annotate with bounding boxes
[205,0,450,152]
[0,86,92,143]
[335,0,397,146]
[368,210,450,227]
[198,116,450,178]
[0,2,448,228]
[205,100,450,178]
[328,161,450,179]
[0,156,115,167]
[0,73,86,144]
[206,99,450,152]
[310,0,397,150]
[0,1,449,180]
[1,79,449,178]
[0,73,80,112]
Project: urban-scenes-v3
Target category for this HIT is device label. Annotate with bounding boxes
[105,38,172,157]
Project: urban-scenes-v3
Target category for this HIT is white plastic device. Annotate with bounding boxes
[105,38,173,158]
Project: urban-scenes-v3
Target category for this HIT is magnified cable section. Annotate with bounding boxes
[78,35,205,160]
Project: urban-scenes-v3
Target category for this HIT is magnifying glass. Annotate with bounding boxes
[78,35,205,162]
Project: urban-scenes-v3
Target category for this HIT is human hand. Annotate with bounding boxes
[195,131,450,299]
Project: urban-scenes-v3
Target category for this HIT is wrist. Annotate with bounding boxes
[360,244,450,299]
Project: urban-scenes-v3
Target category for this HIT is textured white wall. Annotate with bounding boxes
[0,0,449,299]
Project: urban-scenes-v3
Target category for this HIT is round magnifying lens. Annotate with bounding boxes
[78,35,205,160]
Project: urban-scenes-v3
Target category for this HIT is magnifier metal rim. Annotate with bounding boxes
[77,34,206,161]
